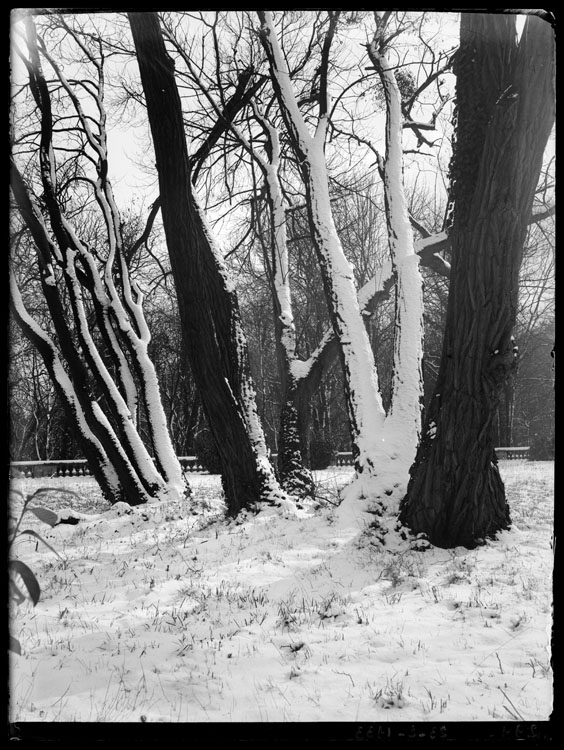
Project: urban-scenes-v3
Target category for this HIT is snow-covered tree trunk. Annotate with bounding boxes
[10,271,123,501]
[158,21,314,500]
[129,12,297,516]
[259,11,427,514]
[365,21,425,497]
[258,11,387,489]
[11,16,188,506]
[251,114,315,498]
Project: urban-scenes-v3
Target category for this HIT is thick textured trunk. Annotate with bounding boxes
[277,394,315,497]
[399,14,554,548]
[129,12,290,515]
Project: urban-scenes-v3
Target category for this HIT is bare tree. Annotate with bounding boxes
[257,11,431,516]
[10,13,187,505]
[245,111,316,497]
[257,11,387,492]
[157,12,315,496]
[399,13,555,548]
[360,12,425,501]
[128,12,299,516]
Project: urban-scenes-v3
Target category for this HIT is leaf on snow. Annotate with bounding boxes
[9,578,28,605]
[56,516,80,525]
[9,635,22,655]
[31,487,82,502]
[28,506,59,527]
[19,529,64,560]
[9,560,41,605]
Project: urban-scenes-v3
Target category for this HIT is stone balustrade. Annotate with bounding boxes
[493,447,530,461]
[8,447,531,479]
[9,456,209,479]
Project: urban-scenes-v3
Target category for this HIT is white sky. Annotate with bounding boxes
[11,11,549,241]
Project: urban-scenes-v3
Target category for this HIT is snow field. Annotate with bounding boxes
[9,462,553,722]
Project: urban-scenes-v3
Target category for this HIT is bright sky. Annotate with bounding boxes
[11,11,546,241]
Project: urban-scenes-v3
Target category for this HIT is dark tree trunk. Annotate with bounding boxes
[398,14,554,548]
[277,394,314,496]
[294,335,341,462]
[129,12,287,515]
[276,351,315,497]
[258,184,315,498]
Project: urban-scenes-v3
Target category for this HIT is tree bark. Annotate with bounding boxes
[11,15,188,506]
[252,122,315,498]
[129,12,291,515]
[266,239,315,497]
[398,13,555,548]
[258,11,387,484]
[365,20,425,492]
[10,274,124,502]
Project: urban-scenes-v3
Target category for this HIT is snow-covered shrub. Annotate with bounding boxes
[193,430,222,474]
[309,438,337,470]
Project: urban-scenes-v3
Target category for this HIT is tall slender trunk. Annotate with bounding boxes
[399,14,554,548]
[302,151,388,473]
[253,118,315,498]
[343,24,426,504]
[258,12,387,488]
[129,12,293,515]
[11,172,183,505]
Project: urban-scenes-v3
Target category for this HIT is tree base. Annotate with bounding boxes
[399,442,511,549]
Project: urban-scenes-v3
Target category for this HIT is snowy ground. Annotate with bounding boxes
[9,461,553,728]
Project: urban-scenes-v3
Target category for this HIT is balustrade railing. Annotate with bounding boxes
[493,447,530,461]
[326,448,530,465]
[9,456,209,479]
[8,447,531,479]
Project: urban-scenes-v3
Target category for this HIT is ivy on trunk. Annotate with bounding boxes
[399,13,555,548]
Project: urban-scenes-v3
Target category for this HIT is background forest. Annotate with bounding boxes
[9,11,554,470]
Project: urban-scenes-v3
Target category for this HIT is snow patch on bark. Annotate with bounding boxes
[338,32,426,513]
[383,253,424,472]
[307,146,387,448]
[192,189,237,293]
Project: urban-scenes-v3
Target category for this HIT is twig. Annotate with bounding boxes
[498,687,525,721]
[332,668,355,687]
